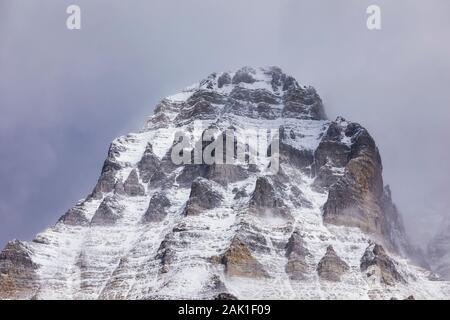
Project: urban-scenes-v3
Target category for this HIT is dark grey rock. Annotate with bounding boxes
[215,292,238,300]
[289,186,313,209]
[233,188,248,200]
[360,243,406,285]
[250,177,284,208]
[90,197,123,226]
[282,76,300,91]
[184,178,224,216]
[175,100,218,122]
[58,206,89,226]
[176,130,249,186]
[229,87,280,105]
[90,143,123,199]
[312,120,351,190]
[217,73,231,88]
[282,86,327,120]
[123,169,145,197]
[231,67,256,84]
[285,231,311,280]
[143,192,171,223]
[249,177,291,219]
[279,131,314,170]
[155,239,176,274]
[187,89,228,105]
[137,143,160,183]
[256,102,280,119]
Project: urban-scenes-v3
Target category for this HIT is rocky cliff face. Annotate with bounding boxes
[1,66,449,300]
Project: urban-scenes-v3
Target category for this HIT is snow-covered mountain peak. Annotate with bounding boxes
[145,66,326,132]
[1,67,450,300]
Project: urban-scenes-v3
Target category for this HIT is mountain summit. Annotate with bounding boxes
[1,67,449,299]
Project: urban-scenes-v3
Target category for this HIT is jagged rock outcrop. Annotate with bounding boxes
[137,143,160,183]
[143,193,171,223]
[0,241,38,299]
[279,140,314,171]
[249,176,290,218]
[250,177,283,208]
[58,205,89,226]
[184,178,224,216]
[321,120,384,237]
[217,72,231,88]
[317,245,349,282]
[90,142,124,199]
[175,130,249,186]
[232,67,256,85]
[221,238,269,278]
[285,231,311,280]
[289,185,313,209]
[360,243,405,285]
[90,196,123,225]
[282,86,327,120]
[312,118,352,189]
[155,238,176,274]
[121,169,145,197]
[233,187,248,200]
[318,118,413,258]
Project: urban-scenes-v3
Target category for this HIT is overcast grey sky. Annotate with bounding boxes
[1,0,449,249]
